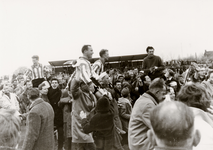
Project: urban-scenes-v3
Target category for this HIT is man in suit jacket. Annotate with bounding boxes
[22,88,54,150]
[128,78,166,150]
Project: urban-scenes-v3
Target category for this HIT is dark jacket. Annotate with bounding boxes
[47,87,63,127]
[142,55,165,80]
[22,98,55,150]
[82,111,114,139]
[40,94,50,103]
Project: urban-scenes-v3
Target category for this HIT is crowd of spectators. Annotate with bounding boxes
[0,45,213,150]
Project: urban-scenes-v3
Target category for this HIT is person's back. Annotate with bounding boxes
[22,88,54,150]
[26,99,54,150]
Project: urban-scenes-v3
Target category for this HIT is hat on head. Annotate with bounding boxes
[96,96,110,113]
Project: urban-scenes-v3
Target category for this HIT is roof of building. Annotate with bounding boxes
[49,54,147,67]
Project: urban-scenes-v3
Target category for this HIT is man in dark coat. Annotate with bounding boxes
[22,88,54,150]
[47,78,63,150]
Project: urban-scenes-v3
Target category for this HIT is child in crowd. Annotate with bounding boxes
[118,87,132,146]
[80,96,115,150]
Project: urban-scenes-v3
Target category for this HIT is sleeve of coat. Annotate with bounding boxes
[22,112,41,150]
[81,118,94,134]
[119,103,131,120]
[71,79,81,99]
[141,103,155,129]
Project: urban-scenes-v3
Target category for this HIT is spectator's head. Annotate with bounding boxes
[0,109,21,149]
[177,84,211,112]
[81,45,93,59]
[14,87,23,97]
[96,96,110,113]
[141,75,151,85]
[117,74,124,82]
[149,78,166,102]
[51,78,59,89]
[25,80,32,88]
[99,49,109,61]
[32,55,39,64]
[114,80,122,92]
[165,69,175,78]
[129,70,134,78]
[38,82,48,95]
[133,68,139,75]
[27,88,40,101]
[121,87,130,98]
[146,46,154,56]
[3,83,14,94]
[98,72,110,85]
[147,101,200,149]
[208,71,213,84]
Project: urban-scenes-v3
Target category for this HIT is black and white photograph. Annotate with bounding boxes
[0,0,213,150]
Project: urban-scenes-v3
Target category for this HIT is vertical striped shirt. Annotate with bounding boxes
[92,59,104,75]
[31,63,44,79]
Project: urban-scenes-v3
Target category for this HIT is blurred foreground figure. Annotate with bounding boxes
[0,109,21,150]
[147,101,201,150]
[22,88,54,150]
[178,84,213,150]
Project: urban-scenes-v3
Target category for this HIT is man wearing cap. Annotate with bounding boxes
[30,55,45,88]
[92,49,109,75]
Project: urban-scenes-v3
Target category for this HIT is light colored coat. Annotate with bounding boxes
[22,98,55,150]
[0,91,20,111]
[71,78,96,143]
[128,93,157,150]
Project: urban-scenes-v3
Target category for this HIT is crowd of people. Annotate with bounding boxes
[0,45,213,150]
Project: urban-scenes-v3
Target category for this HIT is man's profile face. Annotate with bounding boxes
[102,74,110,85]
[156,86,166,102]
[51,80,59,89]
[26,81,33,88]
[148,49,154,56]
[85,46,94,59]
[32,58,39,64]
[104,51,109,61]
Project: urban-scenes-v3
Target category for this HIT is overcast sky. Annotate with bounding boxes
[1,0,213,76]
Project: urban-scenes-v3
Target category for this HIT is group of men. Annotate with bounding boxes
[1,44,209,150]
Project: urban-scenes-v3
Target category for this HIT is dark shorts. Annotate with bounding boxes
[32,78,45,88]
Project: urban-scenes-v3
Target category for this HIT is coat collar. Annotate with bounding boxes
[29,98,44,110]
[146,91,159,104]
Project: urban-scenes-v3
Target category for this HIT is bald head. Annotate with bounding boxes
[150,101,194,147]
